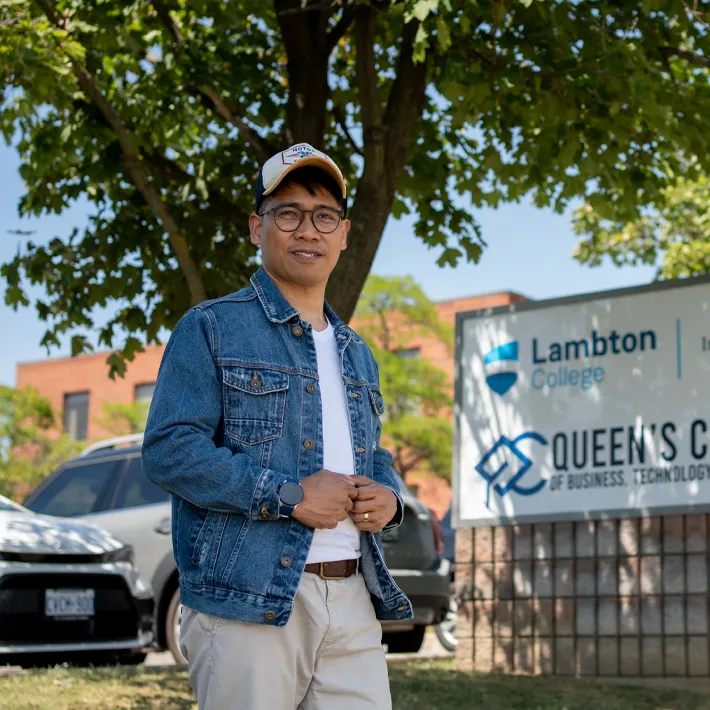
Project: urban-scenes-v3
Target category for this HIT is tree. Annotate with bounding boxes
[355,275,452,481]
[2,1,710,375]
[0,385,82,500]
[573,174,710,279]
[97,401,150,436]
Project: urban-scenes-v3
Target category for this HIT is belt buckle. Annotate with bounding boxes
[319,562,346,581]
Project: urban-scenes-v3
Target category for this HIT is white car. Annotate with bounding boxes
[24,434,451,662]
[0,493,153,665]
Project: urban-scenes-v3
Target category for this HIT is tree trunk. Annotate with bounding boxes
[284,57,329,148]
[327,16,428,321]
[276,0,330,149]
[327,173,395,320]
[274,3,428,320]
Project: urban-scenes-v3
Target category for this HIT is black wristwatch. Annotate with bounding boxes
[278,480,304,518]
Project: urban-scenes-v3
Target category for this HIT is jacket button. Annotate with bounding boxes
[349,391,361,399]
[306,383,316,394]
[356,447,366,454]
[396,605,407,612]
[259,504,270,520]
[264,611,276,622]
[281,556,292,567]
[291,325,304,337]
[303,439,315,450]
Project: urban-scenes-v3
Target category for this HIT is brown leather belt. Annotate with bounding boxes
[303,559,359,580]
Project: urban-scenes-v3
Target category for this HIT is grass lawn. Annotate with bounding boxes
[2,659,710,709]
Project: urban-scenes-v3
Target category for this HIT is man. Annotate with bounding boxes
[143,142,412,710]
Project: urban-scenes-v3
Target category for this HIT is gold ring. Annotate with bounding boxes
[364,513,369,521]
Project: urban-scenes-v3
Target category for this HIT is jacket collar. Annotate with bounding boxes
[250,267,299,324]
[250,267,350,336]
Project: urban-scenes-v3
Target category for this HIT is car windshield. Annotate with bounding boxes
[0,494,27,513]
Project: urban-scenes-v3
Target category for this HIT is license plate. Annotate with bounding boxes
[45,589,95,618]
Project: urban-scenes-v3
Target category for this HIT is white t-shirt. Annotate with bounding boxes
[306,318,361,564]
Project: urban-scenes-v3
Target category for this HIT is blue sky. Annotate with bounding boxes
[0,143,656,387]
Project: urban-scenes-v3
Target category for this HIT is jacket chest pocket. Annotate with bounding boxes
[223,367,289,445]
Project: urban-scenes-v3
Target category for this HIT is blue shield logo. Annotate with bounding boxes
[484,341,519,395]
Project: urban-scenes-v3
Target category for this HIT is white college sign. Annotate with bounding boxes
[453,277,710,528]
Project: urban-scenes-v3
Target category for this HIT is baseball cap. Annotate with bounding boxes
[255,143,347,212]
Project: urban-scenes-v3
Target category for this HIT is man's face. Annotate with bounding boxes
[249,183,349,289]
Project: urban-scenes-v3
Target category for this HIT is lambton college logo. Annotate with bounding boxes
[484,341,519,395]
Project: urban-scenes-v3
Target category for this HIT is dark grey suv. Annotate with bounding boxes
[24,435,450,659]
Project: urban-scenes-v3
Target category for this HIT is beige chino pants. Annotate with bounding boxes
[180,571,392,710]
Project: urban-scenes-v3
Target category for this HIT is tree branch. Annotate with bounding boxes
[394,447,406,477]
[466,46,611,81]
[34,0,207,306]
[404,451,426,469]
[326,6,356,53]
[355,5,385,169]
[661,46,710,69]
[195,85,274,164]
[332,105,363,157]
[326,15,429,320]
[150,0,275,163]
[276,0,330,146]
[377,308,391,351]
[399,449,426,478]
[143,151,249,226]
[151,0,183,43]
[382,19,428,188]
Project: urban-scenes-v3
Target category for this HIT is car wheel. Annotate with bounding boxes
[382,625,426,654]
[166,587,187,665]
[434,597,458,652]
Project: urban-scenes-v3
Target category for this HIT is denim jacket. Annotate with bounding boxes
[143,268,413,626]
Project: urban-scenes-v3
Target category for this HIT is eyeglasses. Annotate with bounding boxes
[258,205,344,234]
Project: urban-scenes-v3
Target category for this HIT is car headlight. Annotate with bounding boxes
[103,545,134,564]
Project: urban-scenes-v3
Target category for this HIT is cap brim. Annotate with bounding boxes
[262,156,347,200]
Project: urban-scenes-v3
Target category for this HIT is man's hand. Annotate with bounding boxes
[349,476,398,532]
[291,470,357,530]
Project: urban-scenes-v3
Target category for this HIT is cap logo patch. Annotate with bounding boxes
[281,143,322,165]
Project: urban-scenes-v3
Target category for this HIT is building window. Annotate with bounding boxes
[134,382,156,402]
[63,392,89,441]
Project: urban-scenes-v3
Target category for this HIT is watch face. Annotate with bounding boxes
[280,482,304,507]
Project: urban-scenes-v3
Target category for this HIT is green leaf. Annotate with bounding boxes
[436,16,451,53]
[70,334,92,356]
[412,23,430,64]
[407,0,439,22]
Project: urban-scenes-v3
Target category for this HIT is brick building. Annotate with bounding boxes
[15,289,526,516]
[16,345,166,442]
